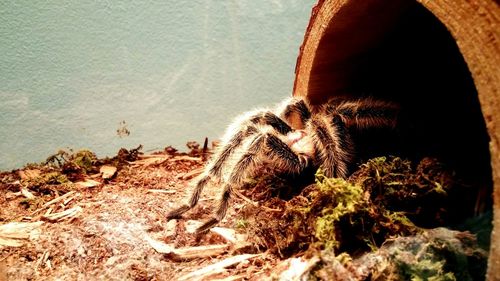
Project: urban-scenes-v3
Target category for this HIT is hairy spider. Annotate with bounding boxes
[167,96,399,232]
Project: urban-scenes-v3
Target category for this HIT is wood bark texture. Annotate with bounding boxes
[293,0,500,279]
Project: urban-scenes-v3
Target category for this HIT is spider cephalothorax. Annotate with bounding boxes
[167,96,399,232]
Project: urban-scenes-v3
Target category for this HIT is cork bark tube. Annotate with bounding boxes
[293,0,500,279]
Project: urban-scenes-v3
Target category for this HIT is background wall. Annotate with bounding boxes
[0,0,314,170]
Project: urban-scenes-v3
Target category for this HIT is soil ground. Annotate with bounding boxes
[0,142,490,280]
[0,144,279,281]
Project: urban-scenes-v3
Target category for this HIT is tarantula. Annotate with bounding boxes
[167,96,399,232]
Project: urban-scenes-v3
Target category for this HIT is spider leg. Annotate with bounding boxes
[196,132,309,233]
[251,112,293,135]
[329,98,399,129]
[210,109,295,178]
[166,125,258,220]
[208,99,309,180]
[166,174,212,219]
[194,112,292,210]
[264,133,310,172]
[208,125,259,178]
[280,98,311,128]
[310,115,354,178]
[167,109,298,220]
[196,134,266,232]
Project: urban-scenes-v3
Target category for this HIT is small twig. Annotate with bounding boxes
[63,194,77,205]
[132,156,169,167]
[35,250,49,272]
[30,191,77,216]
[45,259,52,270]
[233,189,259,207]
[202,137,209,161]
[41,206,82,222]
[176,167,204,180]
[146,235,229,260]
[137,154,169,159]
[169,156,202,162]
[147,189,176,194]
[44,207,53,216]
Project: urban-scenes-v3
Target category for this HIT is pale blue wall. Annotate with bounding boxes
[0,1,314,170]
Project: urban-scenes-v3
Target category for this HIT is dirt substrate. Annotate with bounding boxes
[0,143,490,280]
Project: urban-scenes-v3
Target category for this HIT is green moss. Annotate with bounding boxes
[335,252,353,265]
[305,228,487,280]
[313,166,421,253]
[314,170,365,250]
[235,219,249,230]
[24,171,68,187]
[43,148,98,172]
[71,149,96,172]
[44,149,71,167]
[396,251,456,281]
[240,156,460,258]
[391,229,486,281]
[44,172,69,184]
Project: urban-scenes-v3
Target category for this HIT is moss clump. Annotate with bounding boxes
[397,255,457,281]
[43,149,98,180]
[313,173,365,250]
[307,228,487,281]
[20,171,72,194]
[240,156,457,257]
[302,166,419,255]
[71,149,96,172]
[30,171,68,185]
[35,145,142,182]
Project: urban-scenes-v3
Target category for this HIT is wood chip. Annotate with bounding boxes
[185,220,203,233]
[146,189,176,194]
[138,154,169,159]
[176,167,204,180]
[20,186,35,199]
[165,219,177,237]
[178,254,261,281]
[170,244,229,260]
[5,191,21,200]
[0,221,43,248]
[100,165,117,179]
[132,156,169,166]
[210,228,251,253]
[42,206,82,222]
[75,179,101,188]
[146,236,229,260]
[279,256,320,280]
[184,221,248,246]
[45,258,52,270]
[211,227,237,243]
[169,156,202,162]
[145,235,175,253]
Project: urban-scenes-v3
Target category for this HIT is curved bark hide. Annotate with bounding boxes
[293,0,499,279]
